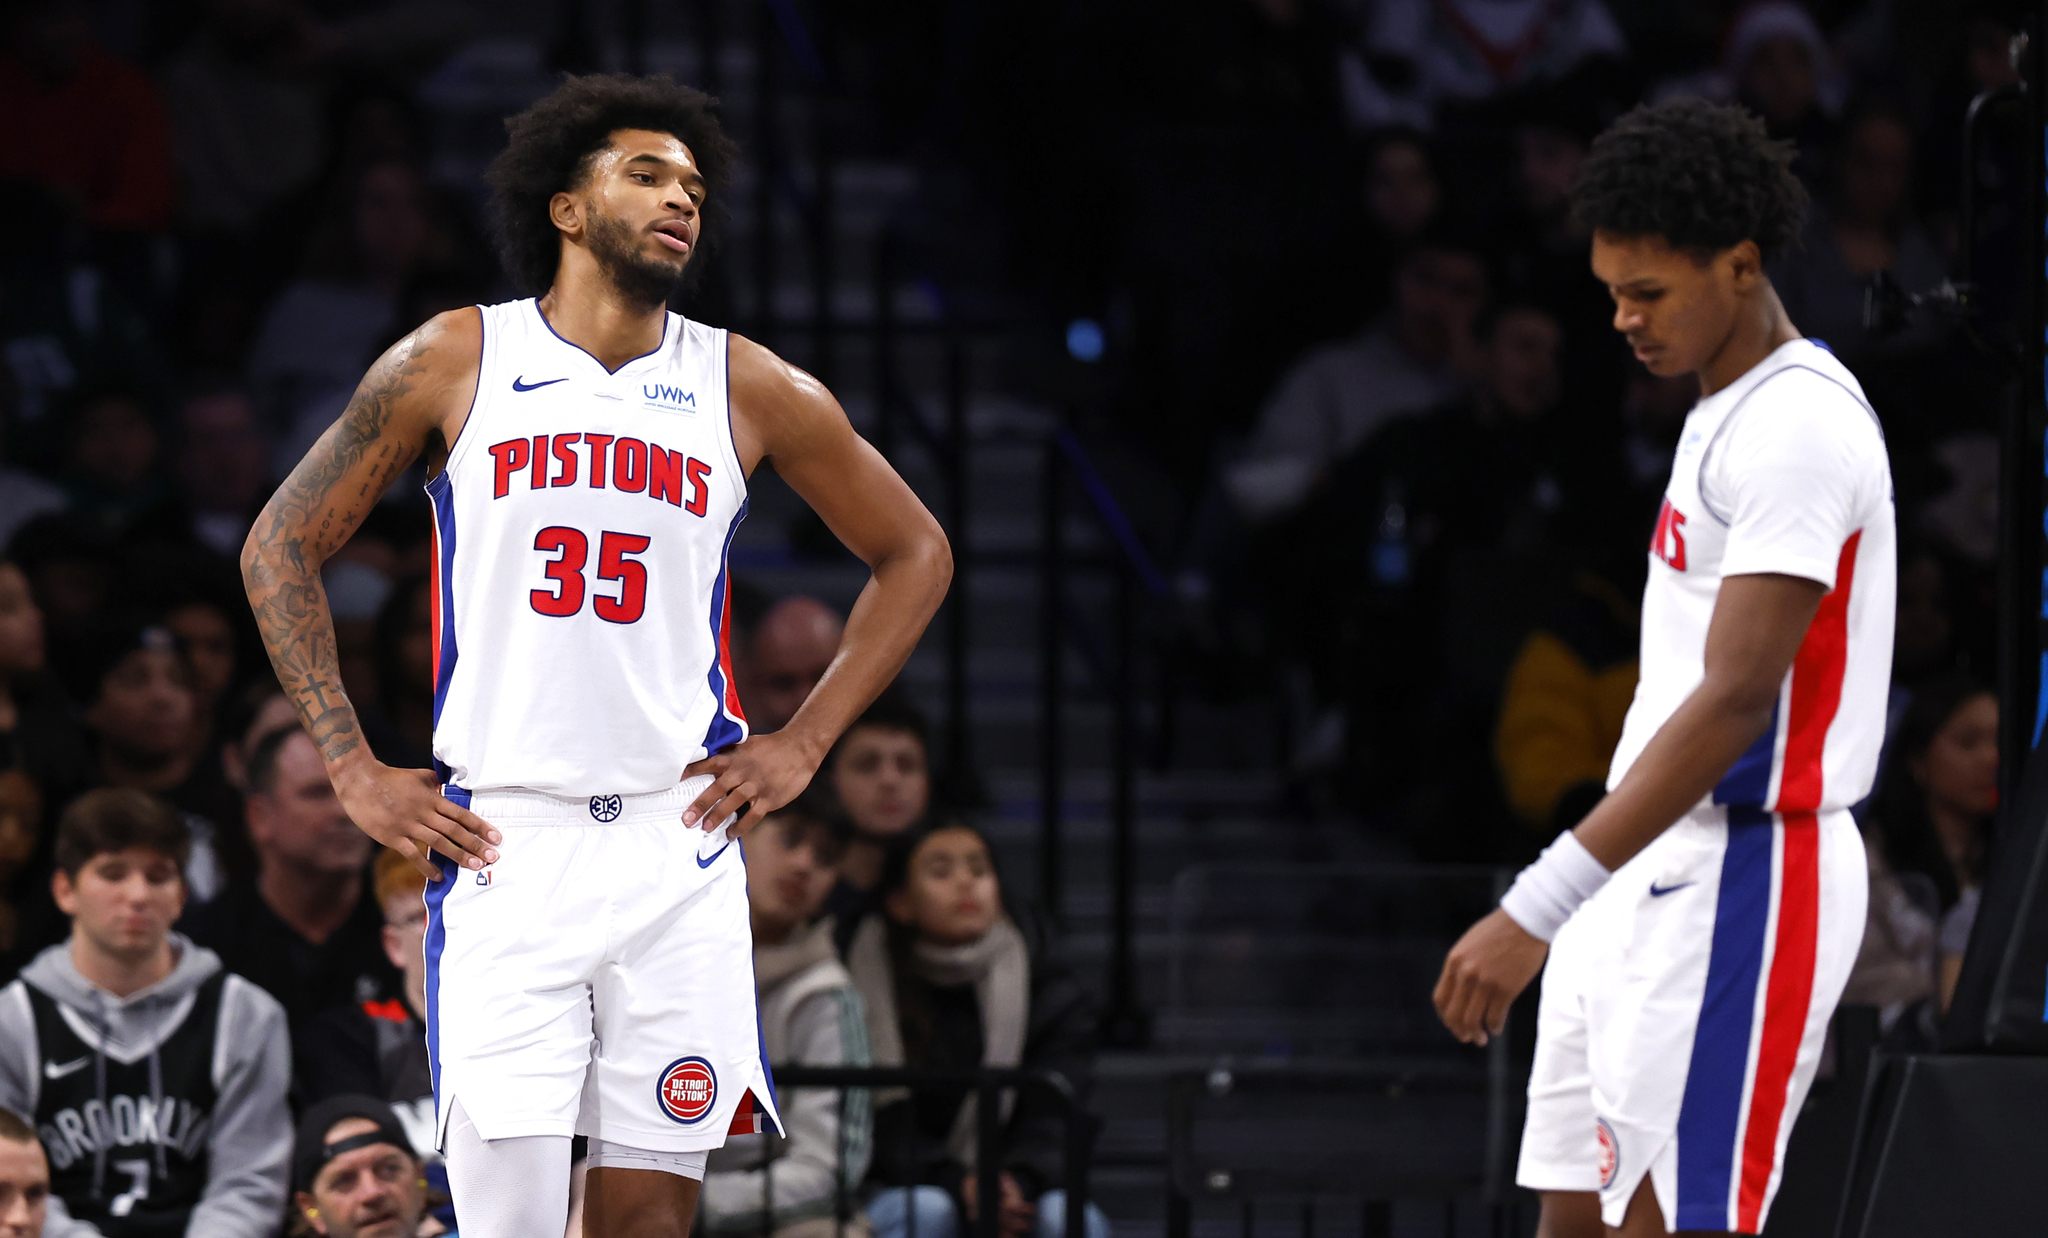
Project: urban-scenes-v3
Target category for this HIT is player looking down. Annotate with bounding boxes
[241,75,951,1238]
[1433,99,1893,1237]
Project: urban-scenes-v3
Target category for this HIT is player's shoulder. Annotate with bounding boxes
[726,331,830,409]
[1729,342,1884,452]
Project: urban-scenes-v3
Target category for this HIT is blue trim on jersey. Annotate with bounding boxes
[735,835,785,1136]
[423,812,462,1113]
[1713,701,1779,807]
[1675,807,1773,1229]
[426,471,460,781]
[701,498,751,757]
[533,301,671,375]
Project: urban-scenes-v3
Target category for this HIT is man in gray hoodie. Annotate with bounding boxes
[699,797,871,1238]
[0,788,291,1237]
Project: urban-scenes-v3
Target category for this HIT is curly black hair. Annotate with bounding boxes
[485,74,739,295]
[1571,97,1807,264]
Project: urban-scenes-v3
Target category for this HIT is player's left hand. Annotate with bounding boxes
[681,731,821,836]
[1433,907,1549,1047]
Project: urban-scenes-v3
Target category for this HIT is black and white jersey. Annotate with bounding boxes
[23,970,227,1235]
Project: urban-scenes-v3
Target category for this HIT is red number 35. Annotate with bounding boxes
[530,527,651,624]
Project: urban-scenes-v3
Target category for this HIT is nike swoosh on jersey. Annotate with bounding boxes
[697,837,734,868]
[511,376,568,392]
[1648,881,1695,898]
[44,1056,90,1080]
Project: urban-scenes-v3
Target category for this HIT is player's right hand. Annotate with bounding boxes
[331,759,501,880]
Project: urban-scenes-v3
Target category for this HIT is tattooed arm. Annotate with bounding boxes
[240,309,501,879]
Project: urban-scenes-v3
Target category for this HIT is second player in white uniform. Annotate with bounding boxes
[1516,338,1893,1230]
[1433,99,1894,1238]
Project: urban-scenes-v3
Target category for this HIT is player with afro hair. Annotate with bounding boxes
[486,73,739,297]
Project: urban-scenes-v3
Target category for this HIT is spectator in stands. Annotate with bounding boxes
[0,558,88,835]
[1773,100,1946,357]
[1864,678,1998,1014]
[184,726,399,1032]
[4,518,118,645]
[250,157,441,474]
[1337,0,1626,131]
[63,618,231,903]
[0,422,64,551]
[61,390,178,543]
[356,576,433,771]
[698,792,871,1238]
[174,384,272,561]
[0,1108,50,1238]
[1494,566,1639,842]
[1224,226,1486,524]
[296,848,451,1230]
[0,773,38,979]
[1344,128,1441,320]
[290,1096,442,1238]
[826,696,935,935]
[737,596,847,736]
[847,822,1105,1238]
[0,789,291,1236]
[1728,2,1839,184]
[0,0,177,236]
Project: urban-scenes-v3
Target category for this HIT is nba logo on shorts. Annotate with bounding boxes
[590,794,623,822]
[657,1056,718,1124]
[1596,1118,1619,1190]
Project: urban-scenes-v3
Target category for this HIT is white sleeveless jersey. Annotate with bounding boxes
[424,300,749,796]
[1609,339,1895,817]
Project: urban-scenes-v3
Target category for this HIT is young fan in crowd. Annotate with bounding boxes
[0,789,291,1236]
[698,792,871,1238]
[846,823,1107,1238]
[824,697,936,942]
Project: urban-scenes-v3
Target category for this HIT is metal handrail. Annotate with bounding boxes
[768,1064,1091,1238]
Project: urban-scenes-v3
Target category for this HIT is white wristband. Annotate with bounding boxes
[1499,831,1612,942]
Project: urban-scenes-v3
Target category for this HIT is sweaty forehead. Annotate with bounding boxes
[596,129,700,173]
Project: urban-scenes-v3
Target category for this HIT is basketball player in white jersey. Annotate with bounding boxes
[1433,99,1893,1236]
[241,75,951,1238]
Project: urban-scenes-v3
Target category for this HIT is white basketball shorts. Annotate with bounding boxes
[1515,806,1866,1233]
[424,775,782,1153]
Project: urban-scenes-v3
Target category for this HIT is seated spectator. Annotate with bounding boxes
[0,557,89,835]
[826,697,936,938]
[183,727,398,1033]
[296,849,452,1232]
[1493,567,1640,841]
[736,596,847,736]
[1343,128,1441,320]
[173,383,272,561]
[1337,0,1625,131]
[219,685,298,792]
[1223,227,1486,524]
[1853,678,1998,1021]
[0,772,40,979]
[0,1107,50,1238]
[1772,100,1945,358]
[0,1,176,236]
[61,618,230,903]
[0,789,290,1236]
[846,823,1105,1238]
[290,1096,444,1238]
[60,390,179,544]
[250,157,441,475]
[699,794,870,1238]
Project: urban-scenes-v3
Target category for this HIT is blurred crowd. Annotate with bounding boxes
[1117,0,2015,1045]
[0,0,2027,1232]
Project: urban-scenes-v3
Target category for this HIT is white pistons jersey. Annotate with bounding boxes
[1610,338,1895,816]
[425,299,749,796]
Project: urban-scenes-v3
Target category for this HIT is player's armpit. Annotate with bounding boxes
[1571,571,1825,872]
[723,334,951,762]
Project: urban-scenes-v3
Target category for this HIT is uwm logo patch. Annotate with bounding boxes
[645,382,696,410]
[657,1056,717,1125]
[1650,498,1689,571]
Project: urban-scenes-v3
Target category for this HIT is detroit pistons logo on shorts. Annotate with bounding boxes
[1596,1118,1619,1190]
[589,794,623,822]
[657,1056,718,1124]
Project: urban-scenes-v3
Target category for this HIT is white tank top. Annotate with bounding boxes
[423,299,749,795]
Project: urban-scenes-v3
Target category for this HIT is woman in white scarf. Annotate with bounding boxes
[844,823,1109,1238]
